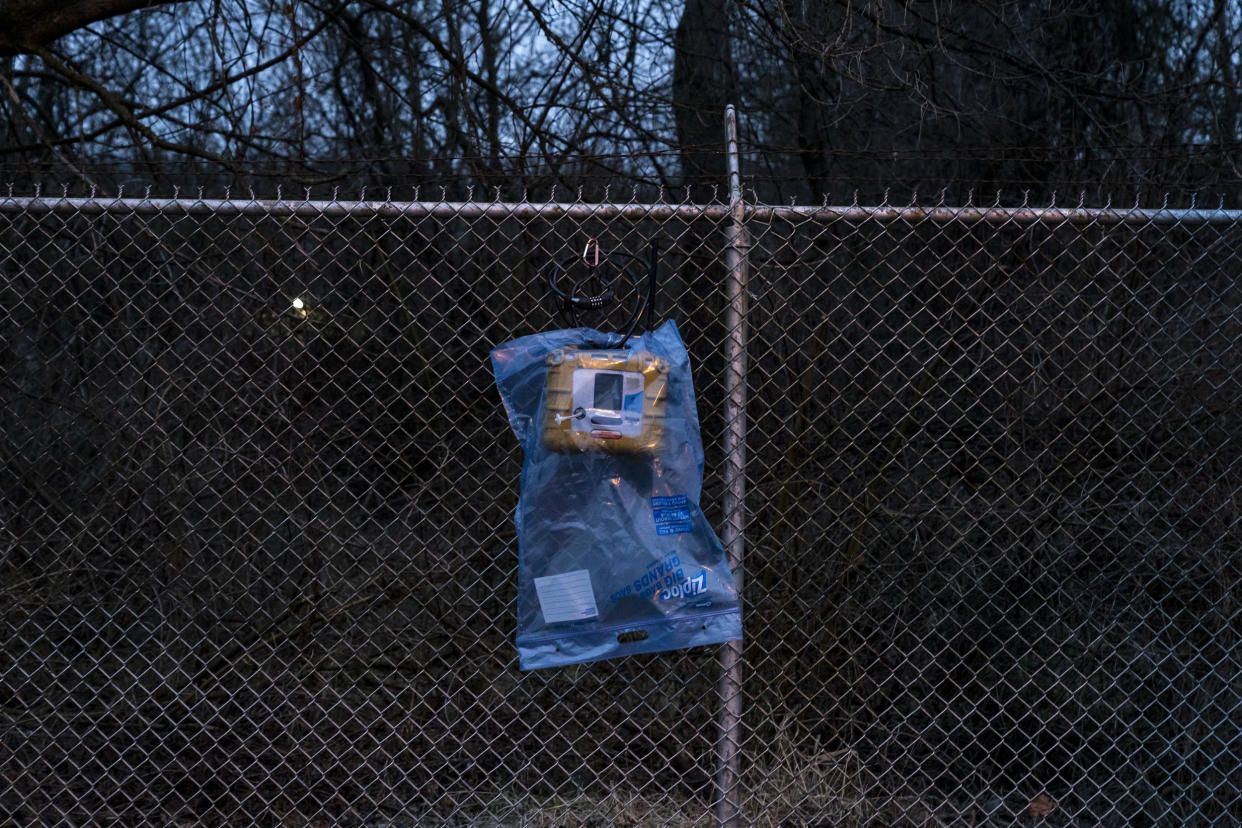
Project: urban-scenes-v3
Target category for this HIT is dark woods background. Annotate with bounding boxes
[2,0,1241,203]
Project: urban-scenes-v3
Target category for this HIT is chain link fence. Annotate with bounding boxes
[742,201,1242,826]
[2,190,1241,826]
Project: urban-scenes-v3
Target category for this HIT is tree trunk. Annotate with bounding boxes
[672,0,734,200]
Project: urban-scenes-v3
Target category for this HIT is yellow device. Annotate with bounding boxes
[542,347,669,453]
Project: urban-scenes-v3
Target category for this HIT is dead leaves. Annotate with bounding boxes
[1029,793,1057,818]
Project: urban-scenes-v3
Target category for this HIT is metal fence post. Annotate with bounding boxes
[714,103,749,828]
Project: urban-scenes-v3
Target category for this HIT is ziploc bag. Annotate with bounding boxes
[491,320,742,669]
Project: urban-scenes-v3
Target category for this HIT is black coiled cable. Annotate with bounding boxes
[546,241,660,348]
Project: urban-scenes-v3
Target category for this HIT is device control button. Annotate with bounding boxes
[590,430,622,440]
[590,414,623,426]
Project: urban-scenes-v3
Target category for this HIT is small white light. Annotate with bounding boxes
[291,297,305,310]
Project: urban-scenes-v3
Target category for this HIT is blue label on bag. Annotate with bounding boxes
[656,522,693,536]
[652,495,692,535]
[653,507,691,524]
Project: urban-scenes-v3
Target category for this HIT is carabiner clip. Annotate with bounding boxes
[582,238,600,268]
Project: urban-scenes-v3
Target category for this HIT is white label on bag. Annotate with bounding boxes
[534,570,599,623]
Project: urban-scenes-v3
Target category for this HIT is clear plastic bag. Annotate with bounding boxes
[492,320,742,669]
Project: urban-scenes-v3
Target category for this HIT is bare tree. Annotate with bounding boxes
[0,0,685,193]
[1,0,1239,199]
[731,0,1242,201]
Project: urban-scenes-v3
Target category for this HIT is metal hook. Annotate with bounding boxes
[582,238,600,268]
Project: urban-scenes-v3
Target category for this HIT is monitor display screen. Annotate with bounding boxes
[594,373,623,411]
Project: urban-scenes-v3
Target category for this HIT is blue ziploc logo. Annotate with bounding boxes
[652,494,692,535]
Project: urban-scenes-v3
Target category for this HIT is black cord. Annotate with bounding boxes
[546,243,660,347]
[642,239,659,333]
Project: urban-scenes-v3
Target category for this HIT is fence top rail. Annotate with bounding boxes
[0,195,1239,225]
[751,203,1242,225]
[0,195,732,221]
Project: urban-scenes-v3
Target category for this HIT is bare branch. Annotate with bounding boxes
[0,0,191,56]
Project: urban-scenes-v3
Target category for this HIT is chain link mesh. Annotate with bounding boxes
[743,204,1242,825]
[2,193,1240,826]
